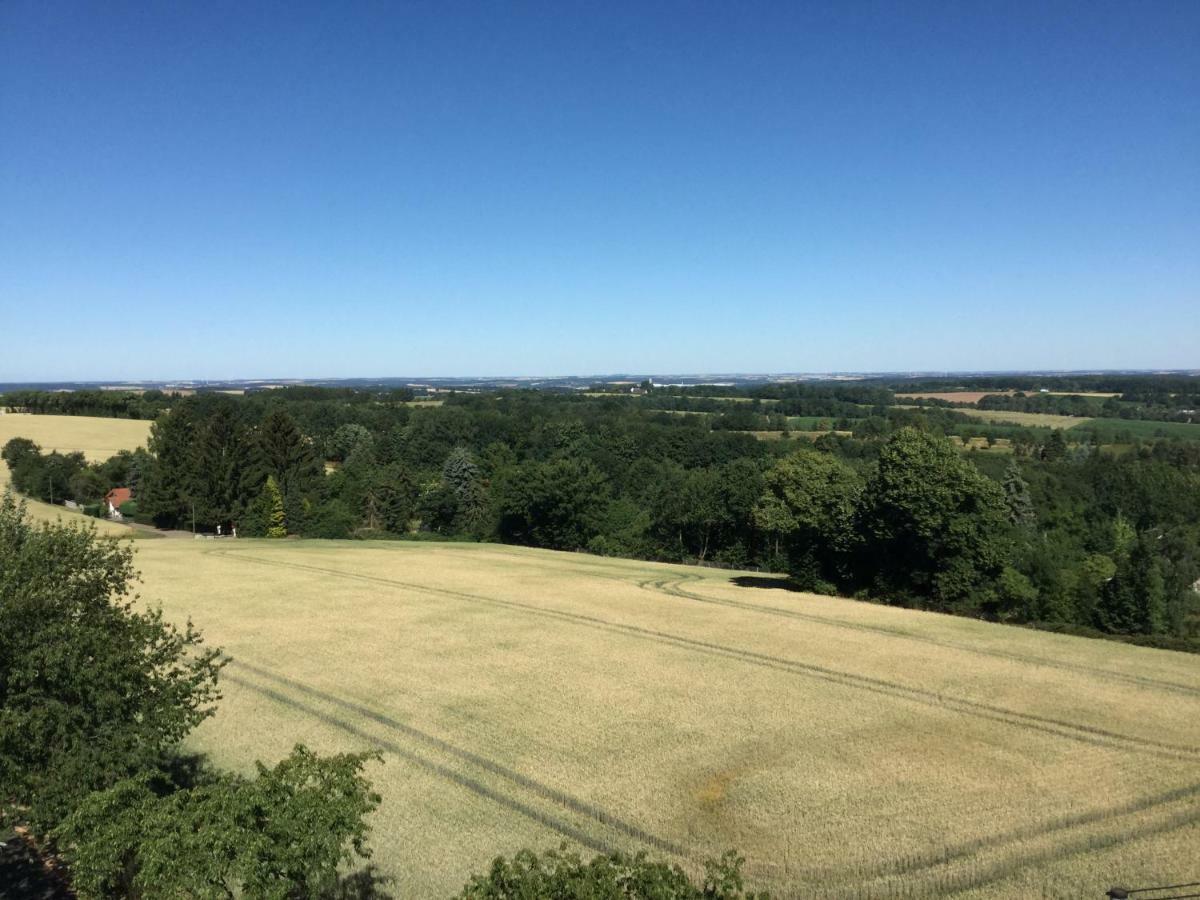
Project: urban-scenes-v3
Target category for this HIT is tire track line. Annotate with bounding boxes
[805,779,1200,885]
[223,670,635,857]
[938,801,1200,897]
[229,659,686,856]
[206,548,1200,761]
[352,543,1200,698]
[642,574,1200,699]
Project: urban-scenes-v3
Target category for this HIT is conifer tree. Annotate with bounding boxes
[264,475,287,538]
[442,446,485,529]
[1096,533,1167,634]
[1002,460,1036,527]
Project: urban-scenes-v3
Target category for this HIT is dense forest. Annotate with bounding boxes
[4,378,1200,649]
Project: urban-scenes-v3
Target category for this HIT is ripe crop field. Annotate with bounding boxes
[0,412,152,460]
[130,539,1200,898]
[955,409,1093,430]
[0,413,150,535]
[1042,392,1122,398]
[894,391,1015,404]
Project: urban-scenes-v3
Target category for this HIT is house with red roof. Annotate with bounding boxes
[105,487,133,519]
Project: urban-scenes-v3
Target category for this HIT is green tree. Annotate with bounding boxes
[1042,430,1068,462]
[1096,533,1168,634]
[855,428,1011,610]
[1001,459,1036,528]
[493,458,610,550]
[326,423,374,462]
[140,405,203,528]
[263,475,287,537]
[2,436,40,470]
[753,449,862,590]
[190,402,250,529]
[442,446,485,530]
[306,499,357,538]
[0,496,224,834]
[56,745,380,899]
[246,409,325,529]
[373,464,418,534]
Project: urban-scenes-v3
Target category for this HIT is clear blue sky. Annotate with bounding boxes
[1,1,1196,380]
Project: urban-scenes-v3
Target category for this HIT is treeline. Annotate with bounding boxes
[642,391,887,420]
[651,381,895,406]
[883,373,1200,396]
[2,388,176,419]
[978,392,1200,424]
[0,498,764,899]
[0,384,418,419]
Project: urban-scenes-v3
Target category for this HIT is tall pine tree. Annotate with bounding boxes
[264,475,287,538]
[1002,460,1036,528]
[245,409,325,530]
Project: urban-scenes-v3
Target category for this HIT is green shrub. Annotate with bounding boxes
[455,846,767,899]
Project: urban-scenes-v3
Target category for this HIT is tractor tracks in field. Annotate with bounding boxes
[803,778,1200,889]
[933,800,1200,898]
[223,660,686,858]
[206,548,1200,762]
[638,573,1200,700]
[333,543,1200,699]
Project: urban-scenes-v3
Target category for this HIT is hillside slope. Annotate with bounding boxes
[133,538,1200,898]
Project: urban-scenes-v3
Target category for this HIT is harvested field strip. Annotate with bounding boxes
[639,574,1200,698]
[221,669,616,855]
[228,659,686,856]
[208,548,1200,760]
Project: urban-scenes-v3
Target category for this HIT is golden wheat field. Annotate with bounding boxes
[125,538,1200,899]
[0,413,150,535]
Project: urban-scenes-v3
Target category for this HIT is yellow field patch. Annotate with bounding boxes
[955,409,1093,429]
[129,538,1200,898]
[895,391,1015,403]
[0,412,152,461]
[1041,391,1120,398]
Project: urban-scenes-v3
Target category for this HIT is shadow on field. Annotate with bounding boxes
[729,575,805,592]
[321,866,396,899]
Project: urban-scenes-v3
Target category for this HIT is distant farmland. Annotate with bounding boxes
[132,538,1200,898]
[955,409,1094,430]
[0,411,151,461]
[1075,418,1200,441]
[894,391,1015,404]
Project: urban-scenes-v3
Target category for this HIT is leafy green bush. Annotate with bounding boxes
[0,495,223,834]
[55,746,380,899]
[455,846,767,899]
[304,499,357,539]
